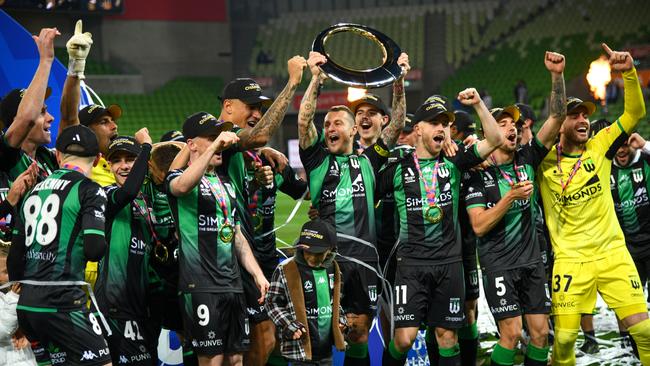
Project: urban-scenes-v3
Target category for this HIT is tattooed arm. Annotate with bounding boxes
[536,51,567,149]
[238,56,306,150]
[380,53,410,148]
[298,52,327,149]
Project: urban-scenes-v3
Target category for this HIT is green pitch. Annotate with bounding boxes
[273,192,311,249]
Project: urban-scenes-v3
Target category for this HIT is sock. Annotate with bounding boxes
[382,339,408,366]
[584,329,597,343]
[438,344,461,366]
[627,318,650,365]
[458,322,479,366]
[490,343,516,366]
[425,326,439,365]
[345,342,370,366]
[524,343,549,366]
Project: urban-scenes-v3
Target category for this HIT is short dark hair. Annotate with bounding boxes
[152,144,182,172]
[327,105,355,126]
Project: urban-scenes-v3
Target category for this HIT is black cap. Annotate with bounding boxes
[79,104,122,127]
[295,219,337,253]
[349,93,388,115]
[220,78,272,106]
[453,111,475,135]
[402,113,415,133]
[413,95,455,124]
[182,112,233,139]
[106,136,142,161]
[515,103,537,124]
[0,87,52,129]
[55,125,99,157]
[160,130,186,143]
[566,97,596,116]
[490,105,521,123]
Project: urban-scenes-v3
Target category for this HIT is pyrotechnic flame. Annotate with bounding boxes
[586,56,611,100]
[347,87,367,102]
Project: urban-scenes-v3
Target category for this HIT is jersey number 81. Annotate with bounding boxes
[23,195,60,247]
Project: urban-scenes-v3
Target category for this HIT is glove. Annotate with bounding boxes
[65,20,93,79]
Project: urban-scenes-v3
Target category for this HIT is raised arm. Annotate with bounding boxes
[5,28,59,148]
[536,52,567,148]
[237,56,306,150]
[457,88,504,158]
[168,132,239,196]
[59,20,93,133]
[380,52,410,148]
[298,52,327,149]
[234,225,270,303]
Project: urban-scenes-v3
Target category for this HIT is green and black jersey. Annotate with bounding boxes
[247,163,307,262]
[95,186,152,320]
[464,139,549,272]
[300,139,390,262]
[0,136,57,181]
[166,169,242,293]
[0,171,14,241]
[611,151,650,259]
[13,169,107,310]
[377,145,484,264]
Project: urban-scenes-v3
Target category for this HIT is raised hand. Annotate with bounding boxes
[628,132,646,150]
[398,52,411,75]
[254,162,274,186]
[307,51,328,80]
[7,163,38,207]
[287,55,307,85]
[457,88,482,106]
[602,43,634,72]
[545,51,565,74]
[134,127,152,145]
[211,131,239,152]
[66,20,93,79]
[33,28,60,62]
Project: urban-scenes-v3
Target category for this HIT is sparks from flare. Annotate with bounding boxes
[586,55,611,100]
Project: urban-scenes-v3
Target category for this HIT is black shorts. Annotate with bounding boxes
[242,267,270,324]
[463,251,480,301]
[482,261,551,321]
[393,261,466,329]
[106,318,155,365]
[181,292,250,356]
[339,261,379,316]
[17,308,111,365]
[150,292,183,332]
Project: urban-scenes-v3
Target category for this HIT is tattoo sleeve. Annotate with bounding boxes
[297,76,320,149]
[381,78,406,148]
[537,72,566,148]
[241,80,299,150]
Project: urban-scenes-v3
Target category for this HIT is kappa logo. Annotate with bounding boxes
[304,280,313,292]
[119,355,129,364]
[318,276,326,284]
[80,350,98,361]
[633,168,644,183]
[449,297,461,314]
[584,158,596,173]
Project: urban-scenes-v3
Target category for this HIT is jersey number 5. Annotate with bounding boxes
[23,195,60,247]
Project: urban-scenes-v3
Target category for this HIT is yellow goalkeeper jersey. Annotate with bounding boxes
[537,68,646,261]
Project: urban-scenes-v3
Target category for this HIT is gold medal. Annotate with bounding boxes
[220,223,234,243]
[424,204,443,224]
[154,243,169,263]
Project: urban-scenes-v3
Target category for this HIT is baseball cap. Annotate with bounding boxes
[413,95,455,124]
[106,136,142,161]
[295,219,337,254]
[79,104,122,127]
[349,93,388,115]
[220,78,272,107]
[453,111,475,135]
[402,113,415,133]
[490,105,521,123]
[182,112,233,139]
[515,103,537,124]
[0,87,52,129]
[160,130,186,143]
[55,125,99,157]
[566,97,596,116]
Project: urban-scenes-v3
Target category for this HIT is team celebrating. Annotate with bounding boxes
[1,18,650,366]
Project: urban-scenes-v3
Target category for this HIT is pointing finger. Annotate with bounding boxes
[601,43,613,56]
[75,20,83,35]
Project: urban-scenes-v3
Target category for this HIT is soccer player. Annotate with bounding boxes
[298,50,408,365]
[379,88,504,366]
[350,93,390,153]
[536,44,649,365]
[216,58,305,366]
[166,112,269,366]
[8,125,111,366]
[94,129,155,365]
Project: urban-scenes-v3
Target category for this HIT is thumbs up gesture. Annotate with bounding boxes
[66,20,93,79]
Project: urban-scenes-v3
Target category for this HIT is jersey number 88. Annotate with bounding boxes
[23,195,60,247]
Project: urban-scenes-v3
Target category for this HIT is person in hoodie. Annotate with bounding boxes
[265,219,347,365]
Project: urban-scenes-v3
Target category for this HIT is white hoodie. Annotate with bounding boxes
[0,290,36,366]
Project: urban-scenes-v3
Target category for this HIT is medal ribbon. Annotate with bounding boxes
[412,152,440,207]
[62,163,85,174]
[201,175,232,226]
[489,155,521,187]
[132,193,162,246]
[555,143,583,195]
